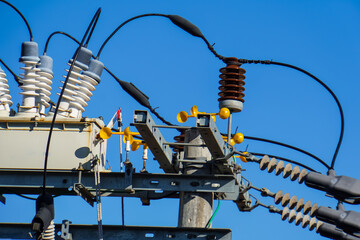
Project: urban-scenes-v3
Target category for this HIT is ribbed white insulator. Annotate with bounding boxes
[17,60,40,116]
[258,155,308,183]
[36,71,53,116]
[53,64,82,117]
[273,190,319,215]
[68,73,98,118]
[281,207,322,231]
[41,220,55,240]
[0,70,12,117]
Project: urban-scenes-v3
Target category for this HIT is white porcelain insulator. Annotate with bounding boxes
[54,64,82,117]
[17,60,39,116]
[42,220,55,240]
[36,71,53,116]
[68,73,98,118]
[0,71,12,117]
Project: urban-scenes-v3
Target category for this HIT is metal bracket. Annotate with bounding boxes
[133,110,178,173]
[61,220,73,240]
[73,183,95,207]
[124,162,135,193]
[196,114,235,174]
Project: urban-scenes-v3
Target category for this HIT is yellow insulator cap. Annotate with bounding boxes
[233,132,244,144]
[123,134,134,144]
[131,141,141,151]
[211,115,217,122]
[124,127,131,137]
[190,105,199,116]
[177,111,189,123]
[218,107,230,119]
[98,127,112,139]
[239,152,248,163]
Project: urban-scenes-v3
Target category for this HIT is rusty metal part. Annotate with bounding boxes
[218,57,246,103]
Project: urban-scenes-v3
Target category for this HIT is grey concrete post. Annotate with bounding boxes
[178,129,213,228]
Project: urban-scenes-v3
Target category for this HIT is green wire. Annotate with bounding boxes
[205,199,221,228]
[233,155,237,164]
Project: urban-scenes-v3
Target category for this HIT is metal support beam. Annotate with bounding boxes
[0,170,238,199]
[196,114,234,174]
[133,110,178,173]
[0,223,232,240]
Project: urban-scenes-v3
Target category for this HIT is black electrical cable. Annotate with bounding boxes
[42,8,101,191]
[97,13,168,58]
[43,31,80,54]
[1,187,62,201]
[250,152,316,172]
[96,13,223,60]
[0,58,22,86]
[0,0,33,41]
[244,135,330,170]
[84,10,101,48]
[238,59,344,170]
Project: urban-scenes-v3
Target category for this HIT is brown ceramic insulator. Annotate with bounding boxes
[172,130,185,152]
[218,57,246,103]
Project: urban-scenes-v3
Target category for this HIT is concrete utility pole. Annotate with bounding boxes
[178,129,213,228]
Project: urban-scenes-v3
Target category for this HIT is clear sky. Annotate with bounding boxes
[0,0,360,239]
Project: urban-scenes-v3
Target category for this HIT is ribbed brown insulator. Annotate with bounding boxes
[172,130,185,152]
[218,57,246,108]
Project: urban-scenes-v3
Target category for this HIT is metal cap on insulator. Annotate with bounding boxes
[19,41,40,63]
[83,59,104,83]
[39,55,54,76]
[69,47,92,70]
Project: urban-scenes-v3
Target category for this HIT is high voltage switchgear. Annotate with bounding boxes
[0,1,359,240]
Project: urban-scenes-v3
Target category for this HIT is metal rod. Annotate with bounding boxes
[152,125,192,130]
[163,142,206,147]
[227,113,232,144]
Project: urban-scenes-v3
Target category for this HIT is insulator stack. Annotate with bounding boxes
[68,59,103,118]
[36,55,54,116]
[218,57,246,112]
[172,130,185,152]
[17,42,40,117]
[0,67,12,117]
[281,207,323,231]
[258,155,308,183]
[273,190,319,216]
[41,220,55,240]
[52,47,92,117]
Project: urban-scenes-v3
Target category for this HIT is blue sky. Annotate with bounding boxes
[1,0,360,239]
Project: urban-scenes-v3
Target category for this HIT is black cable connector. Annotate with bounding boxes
[96,13,224,61]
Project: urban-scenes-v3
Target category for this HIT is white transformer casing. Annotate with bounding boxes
[0,116,108,171]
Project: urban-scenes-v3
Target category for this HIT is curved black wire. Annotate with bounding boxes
[251,152,316,172]
[0,58,22,86]
[42,8,101,191]
[96,13,168,58]
[43,31,80,54]
[0,0,33,41]
[239,59,344,170]
[244,135,330,169]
